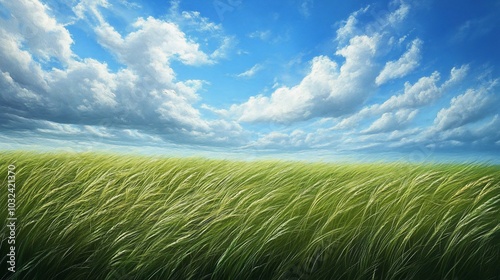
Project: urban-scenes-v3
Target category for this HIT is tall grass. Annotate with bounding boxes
[1,152,499,279]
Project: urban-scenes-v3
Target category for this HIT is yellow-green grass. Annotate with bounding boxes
[1,151,499,279]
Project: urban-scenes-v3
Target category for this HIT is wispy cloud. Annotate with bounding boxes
[248,30,271,41]
[299,0,314,17]
[376,39,422,86]
[362,109,418,134]
[434,81,499,131]
[235,64,263,78]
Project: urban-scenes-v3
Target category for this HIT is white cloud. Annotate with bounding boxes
[336,5,370,42]
[248,129,316,149]
[248,30,271,41]
[236,64,263,78]
[363,109,418,134]
[31,118,167,144]
[1,0,73,63]
[380,71,440,110]
[73,0,110,21]
[390,79,500,152]
[380,66,468,110]
[226,1,422,127]
[210,36,235,60]
[166,1,233,60]
[442,64,469,89]
[155,88,210,131]
[475,115,500,140]
[0,1,64,109]
[252,131,290,148]
[84,125,114,138]
[118,0,141,9]
[336,15,358,42]
[248,29,290,45]
[365,1,410,34]
[45,58,121,113]
[88,16,226,133]
[0,41,47,98]
[387,2,410,26]
[37,122,83,136]
[376,39,422,85]
[0,0,245,147]
[333,65,469,131]
[180,10,222,32]
[96,17,212,67]
[299,0,313,17]
[200,104,230,118]
[417,112,500,152]
[229,35,379,124]
[332,109,367,130]
[434,83,498,131]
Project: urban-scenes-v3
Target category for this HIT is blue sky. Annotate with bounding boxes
[0,0,499,162]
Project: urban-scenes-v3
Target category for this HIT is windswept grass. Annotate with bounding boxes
[1,152,499,279]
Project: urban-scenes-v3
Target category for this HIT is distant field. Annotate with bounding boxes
[1,152,499,280]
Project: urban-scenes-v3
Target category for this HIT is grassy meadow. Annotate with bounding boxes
[1,152,499,279]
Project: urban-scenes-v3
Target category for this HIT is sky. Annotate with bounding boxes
[0,0,499,162]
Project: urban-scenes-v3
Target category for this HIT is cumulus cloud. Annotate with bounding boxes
[434,83,498,131]
[336,15,358,42]
[382,65,468,111]
[0,0,244,147]
[166,1,234,60]
[229,35,379,124]
[336,5,370,42]
[363,109,418,134]
[334,65,469,130]
[376,39,422,85]
[96,17,212,67]
[380,71,440,110]
[1,0,73,63]
[226,1,421,126]
[442,64,470,89]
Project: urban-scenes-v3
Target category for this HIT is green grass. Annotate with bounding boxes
[1,151,499,280]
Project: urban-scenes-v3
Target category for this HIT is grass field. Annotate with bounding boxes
[1,152,499,280]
